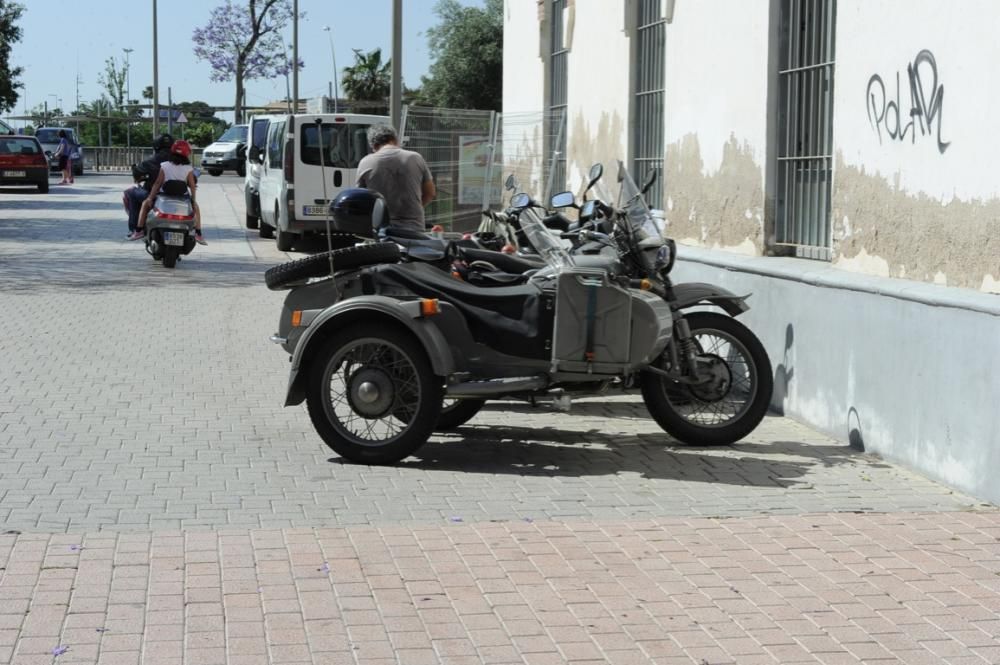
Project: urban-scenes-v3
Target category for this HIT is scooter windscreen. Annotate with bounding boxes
[518,206,575,270]
[616,161,665,247]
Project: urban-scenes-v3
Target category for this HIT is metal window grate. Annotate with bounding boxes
[775,0,837,258]
[633,0,666,209]
[548,0,568,198]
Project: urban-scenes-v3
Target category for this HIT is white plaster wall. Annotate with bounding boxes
[563,3,631,193]
[835,0,1000,201]
[502,0,545,114]
[663,0,771,174]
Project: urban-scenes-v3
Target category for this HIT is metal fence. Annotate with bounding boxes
[82,147,206,172]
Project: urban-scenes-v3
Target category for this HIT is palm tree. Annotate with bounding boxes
[341,48,391,102]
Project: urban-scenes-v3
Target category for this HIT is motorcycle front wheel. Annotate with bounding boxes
[306,324,443,464]
[641,311,772,446]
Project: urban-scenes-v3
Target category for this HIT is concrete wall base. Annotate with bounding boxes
[672,246,1000,506]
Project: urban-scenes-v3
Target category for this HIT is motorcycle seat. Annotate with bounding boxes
[371,263,549,358]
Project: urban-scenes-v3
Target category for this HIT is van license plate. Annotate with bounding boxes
[164,232,186,246]
[2,170,25,178]
[303,205,326,216]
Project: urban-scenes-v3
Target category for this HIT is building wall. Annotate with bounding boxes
[831,0,1000,292]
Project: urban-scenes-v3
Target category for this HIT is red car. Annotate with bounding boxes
[0,135,49,193]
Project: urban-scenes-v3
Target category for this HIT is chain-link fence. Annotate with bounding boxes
[400,106,566,232]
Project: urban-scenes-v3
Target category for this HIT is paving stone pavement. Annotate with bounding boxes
[0,176,997,664]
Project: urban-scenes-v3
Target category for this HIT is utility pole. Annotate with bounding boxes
[167,87,173,136]
[152,0,160,137]
[123,48,133,148]
[390,0,402,129]
[292,0,299,113]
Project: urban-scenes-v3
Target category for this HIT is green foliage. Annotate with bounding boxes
[185,122,220,147]
[419,0,502,111]
[99,56,128,109]
[0,1,25,112]
[341,48,391,103]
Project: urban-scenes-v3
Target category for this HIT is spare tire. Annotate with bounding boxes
[265,243,401,290]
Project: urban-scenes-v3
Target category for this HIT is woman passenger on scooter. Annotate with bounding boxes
[128,140,206,245]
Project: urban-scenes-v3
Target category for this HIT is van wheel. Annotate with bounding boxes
[259,207,275,238]
[207,169,223,177]
[245,213,259,229]
[276,228,295,252]
[236,163,246,178]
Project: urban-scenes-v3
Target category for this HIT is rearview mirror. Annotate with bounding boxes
[550,191,575,209]
[249,145,262,162]
[504,173,518,192]
[580,200,597,221]
[510,192,531,209]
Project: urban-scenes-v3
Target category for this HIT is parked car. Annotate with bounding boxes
[202,124,248,176]
[243,114,279,229]
[34,127,84,176]
[254,112,388,251]
[0,134,50,193]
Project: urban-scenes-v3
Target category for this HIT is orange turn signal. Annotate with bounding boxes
[420,299,441,317]
[291,310,303,327]
[639,279,652,291]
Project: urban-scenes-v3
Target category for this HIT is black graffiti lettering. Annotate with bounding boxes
[865,49,950,154]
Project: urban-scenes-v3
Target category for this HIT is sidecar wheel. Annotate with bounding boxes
[306,324,442,464]
[436,399,485,430]
[641,312,772,446]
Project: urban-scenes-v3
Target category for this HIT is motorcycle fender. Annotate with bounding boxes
[671,282,750,316]
[284,296,455,407]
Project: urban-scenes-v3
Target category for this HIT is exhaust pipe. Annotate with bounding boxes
[445,375,547,398]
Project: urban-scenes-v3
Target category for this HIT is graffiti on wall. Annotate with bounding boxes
[866,50,950,154]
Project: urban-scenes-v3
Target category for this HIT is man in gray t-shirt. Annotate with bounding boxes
[356,124,436,232]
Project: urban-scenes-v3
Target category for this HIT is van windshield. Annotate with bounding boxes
[300,124,371,169]
[251,119,269,149]
[35,129,76,144]
[218,125,248,143]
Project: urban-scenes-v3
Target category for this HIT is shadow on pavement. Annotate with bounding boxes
[0,199,121,211]
[0,253,265,292]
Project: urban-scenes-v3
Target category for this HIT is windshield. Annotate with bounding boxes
[518,205,575,270]
[300,123,371,168]
[218,125,248,143]
[616,160,665,245]
[35,129,76,144]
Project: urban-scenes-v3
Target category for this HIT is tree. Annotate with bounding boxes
[341,48,390,103]
[98,56,128,109]
[0,1,25,112]
[192,0,303,122]
[142,85,153,101]
[420,0,502,111]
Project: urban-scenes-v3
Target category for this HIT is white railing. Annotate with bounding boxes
[84,147,205,171]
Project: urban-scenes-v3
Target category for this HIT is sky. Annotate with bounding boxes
[6,0,484,126]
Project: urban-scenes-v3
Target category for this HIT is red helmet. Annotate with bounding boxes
[170,140,192,158]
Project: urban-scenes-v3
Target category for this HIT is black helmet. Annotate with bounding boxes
[330,188,389,238]
[154,133,174,151]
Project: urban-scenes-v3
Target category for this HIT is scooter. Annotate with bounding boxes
[144,193,197,268]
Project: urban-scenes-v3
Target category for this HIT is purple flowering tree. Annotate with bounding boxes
[192,0,304,122]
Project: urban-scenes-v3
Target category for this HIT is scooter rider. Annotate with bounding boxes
[123,133,173,236]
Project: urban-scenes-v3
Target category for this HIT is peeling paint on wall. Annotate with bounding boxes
[832,153,1000,291]
[663,134,765,254]
[568,111,625,195]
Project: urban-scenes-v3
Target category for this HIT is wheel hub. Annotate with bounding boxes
[347,368,394,418]
[689,354,732,402]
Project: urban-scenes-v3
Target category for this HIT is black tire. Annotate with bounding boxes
[306,324,442,464]
[259,219,275,239]
[641,312,772,446]
[436,399,485,430]
[236,163,246,178]
[74,164,83,176]
[162,246,179,269]
[207,169,223,177]
[275,227,296,252]
[265,243,401,290]
[37,182,49,194]
[245,212,259,230]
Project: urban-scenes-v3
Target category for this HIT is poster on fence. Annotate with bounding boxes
[458,135,493,206]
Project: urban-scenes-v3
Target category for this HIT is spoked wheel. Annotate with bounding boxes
[641,312,772,446]
[306,325,442,464]
[436,399,485,430]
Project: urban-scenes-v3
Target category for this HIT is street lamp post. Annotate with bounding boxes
[123,48,133,148]
[322,26,339,113]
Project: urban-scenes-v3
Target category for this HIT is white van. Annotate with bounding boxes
[243,114,279,229]
[253,112,389,251]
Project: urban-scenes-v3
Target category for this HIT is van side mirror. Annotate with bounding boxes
[249,145,262,162]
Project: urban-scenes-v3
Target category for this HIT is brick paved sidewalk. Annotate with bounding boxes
[2,512,999,665]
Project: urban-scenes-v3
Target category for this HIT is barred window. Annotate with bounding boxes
[775,0,837,258]
[547,0,568,199]
[633,0,666,209]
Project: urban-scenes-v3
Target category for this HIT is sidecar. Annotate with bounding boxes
[271,189,673,464]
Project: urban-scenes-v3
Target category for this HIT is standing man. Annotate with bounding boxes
[356,124,436,232]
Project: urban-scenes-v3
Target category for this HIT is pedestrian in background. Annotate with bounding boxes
[356,124,436,233]
[53,130,73,185]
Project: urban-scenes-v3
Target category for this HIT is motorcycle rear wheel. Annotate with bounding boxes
[306,324,443,464]
[162,246,179,269]
[641,312,772,446]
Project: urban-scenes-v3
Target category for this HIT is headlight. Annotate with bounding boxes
[224,147,237,157]
[655,239,676,274]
